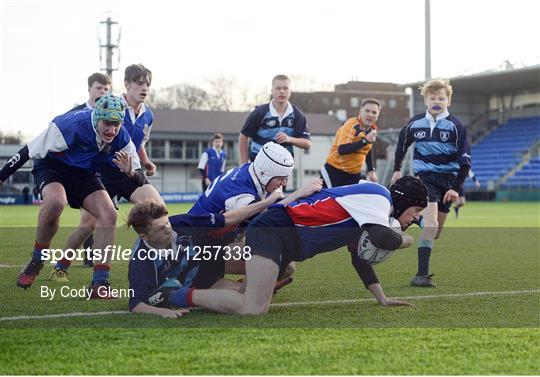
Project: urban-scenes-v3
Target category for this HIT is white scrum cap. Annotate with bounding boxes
[253,142,294,186]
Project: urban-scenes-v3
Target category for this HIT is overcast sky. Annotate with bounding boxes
[1,0,539,138]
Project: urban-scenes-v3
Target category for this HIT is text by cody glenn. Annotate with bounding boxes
[40,285,134,300]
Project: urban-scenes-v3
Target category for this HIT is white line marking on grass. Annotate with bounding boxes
[0,310,129,321]
[0,264,24,268]
[270,289,540,308]
[1,289,539,321]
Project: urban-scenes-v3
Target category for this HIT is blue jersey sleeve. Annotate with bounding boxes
[240,105,266,138]
[169,213,226,229]
[293,107,311,139]
[454,120,471,167]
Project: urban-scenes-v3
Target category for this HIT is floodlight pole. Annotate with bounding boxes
[100,17,119,81]
[425,0,431,80]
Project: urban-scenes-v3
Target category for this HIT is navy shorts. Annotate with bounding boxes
[32,160,105,209]
[191,258,225,289]
[321,163,361,188]
[418,173,455,213]
[98,164,148,201]
[245,206,301,278]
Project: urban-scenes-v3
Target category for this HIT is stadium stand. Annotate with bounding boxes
[466,116,540,190]
[500,156,540,190]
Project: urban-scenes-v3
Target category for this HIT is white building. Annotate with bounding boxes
[146,109,341,192]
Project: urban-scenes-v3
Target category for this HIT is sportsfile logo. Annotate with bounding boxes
[41,246,132,263]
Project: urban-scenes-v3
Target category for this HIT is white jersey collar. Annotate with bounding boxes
[269,101,293,122]
[123,94,146,123]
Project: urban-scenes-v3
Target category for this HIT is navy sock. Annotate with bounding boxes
[169,288,194,308]
[55,258,71,271]
[417,247,432,276]
[31,242,49,264]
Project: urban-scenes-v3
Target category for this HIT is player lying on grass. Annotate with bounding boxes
[127,178,322,318]
[144,176,428,315]
[189,141,300,289]
[0,95,140,295]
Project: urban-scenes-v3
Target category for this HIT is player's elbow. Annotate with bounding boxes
[365,224,403,250]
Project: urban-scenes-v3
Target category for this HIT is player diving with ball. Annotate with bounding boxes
[141,175,428,315]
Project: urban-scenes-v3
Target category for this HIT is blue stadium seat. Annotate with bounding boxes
[468,116,540,190]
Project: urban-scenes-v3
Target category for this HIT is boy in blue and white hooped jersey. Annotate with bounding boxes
[143,176,428,315]
[198,133,227,192]
[238,75,311,164]
[391,79,471,288]
[0,95,140,294]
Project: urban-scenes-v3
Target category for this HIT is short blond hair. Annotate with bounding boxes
[272,74,290,86]
[360,98,382,110]
[419,79,453,99]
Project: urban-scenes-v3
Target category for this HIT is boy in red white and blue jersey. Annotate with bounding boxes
[145,176,429,315]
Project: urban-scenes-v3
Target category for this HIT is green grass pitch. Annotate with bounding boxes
[0,201,539,374]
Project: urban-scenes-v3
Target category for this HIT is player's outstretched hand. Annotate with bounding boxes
[443,189,459,203]
[144,160,157,176]
[159,308,190,318]
[113,151,133,176]
[390,171,401,185]
[382,299,414,307]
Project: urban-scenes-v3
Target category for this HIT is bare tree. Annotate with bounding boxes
[0,131,23,144]
[147,83,210,110]
[207,75,237,111]
[207,75,270,112]
[147,75,269,112]
[175,84,210,110]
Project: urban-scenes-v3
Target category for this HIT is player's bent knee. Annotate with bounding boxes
[97,207,117,226]
[43,198,66,215]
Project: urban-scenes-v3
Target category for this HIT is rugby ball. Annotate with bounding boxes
[357,218,401,265]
